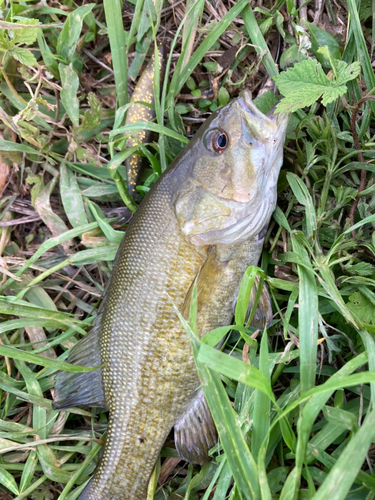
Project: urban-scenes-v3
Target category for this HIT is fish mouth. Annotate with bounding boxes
[237,90,289,144]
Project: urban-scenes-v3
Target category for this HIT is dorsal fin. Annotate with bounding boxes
[174,389,217,465]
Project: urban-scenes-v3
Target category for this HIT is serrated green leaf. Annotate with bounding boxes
[275,59,328,93]
[59,63,80,127]
[0,30,11,49]
[347,291,375,325]
[335,60,361,86]
[320,85,348,105]
[12,18,40,46]
[26,172,43,205]
[275,88,326,113]
[79,93,102,131]
[9,46,37,66]
[274,59,355,112]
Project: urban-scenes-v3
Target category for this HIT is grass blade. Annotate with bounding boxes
[251,330,271,460]
[196,362,260,499]
[103,0,128,107]
[313,408,375,499]
[242,5,279,79]
[292,236,318,394]
[346,0,375,110]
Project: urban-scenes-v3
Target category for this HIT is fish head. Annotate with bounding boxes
[175,90,289,247]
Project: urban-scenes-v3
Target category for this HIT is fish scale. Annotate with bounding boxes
[82,180,205,498]
[53,92,289,499]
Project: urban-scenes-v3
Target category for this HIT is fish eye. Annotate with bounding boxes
[216,133,227,149]
[204,129,229,154]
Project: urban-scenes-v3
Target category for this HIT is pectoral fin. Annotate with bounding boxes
[174,389,217,465]
[176,251,231,464]
[53,316,106,410]
[245,275,273,329]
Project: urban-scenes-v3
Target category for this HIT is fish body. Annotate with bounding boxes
[125,44,166,198]
[54,92,288,499]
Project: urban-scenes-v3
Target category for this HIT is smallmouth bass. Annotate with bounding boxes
[53,91,289,499]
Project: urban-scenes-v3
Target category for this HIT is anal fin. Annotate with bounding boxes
[53,315,106,410]
[174,389,217,465]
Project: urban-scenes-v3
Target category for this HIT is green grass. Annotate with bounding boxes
[0,0,375,499]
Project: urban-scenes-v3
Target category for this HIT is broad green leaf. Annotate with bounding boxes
[56,4,95,63]
[254,89,278,114]
[59,63,80,127]
[60,163,88,228]
[0,466,19,495]
[34,177,72,252]
[306,21,341,68]
[218,87,230,107]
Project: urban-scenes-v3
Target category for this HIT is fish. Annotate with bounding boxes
[125,43,166,199]
[53,91,289,500]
